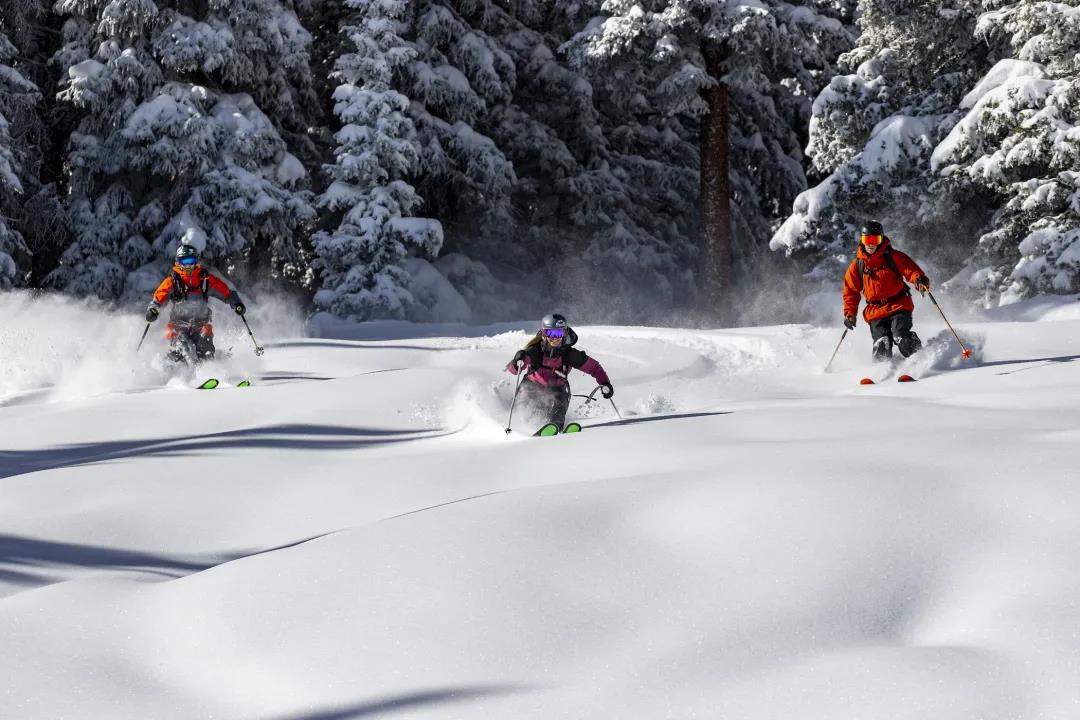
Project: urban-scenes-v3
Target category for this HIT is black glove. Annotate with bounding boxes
[914,276,930,293]
[512,349,526,368]
[600,383,614,399]
[146,306,159,322]
[233,302,246,316]
[843,315,856,330]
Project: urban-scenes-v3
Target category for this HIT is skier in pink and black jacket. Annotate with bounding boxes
[505,313,613,428]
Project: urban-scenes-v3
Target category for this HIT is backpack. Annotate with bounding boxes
[856,246,910,305]
[170,267,210,303]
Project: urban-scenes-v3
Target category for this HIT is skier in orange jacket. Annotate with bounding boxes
[842,221,930,362]
[145,244,245,362]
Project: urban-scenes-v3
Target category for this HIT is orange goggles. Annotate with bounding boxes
[860,234,883,246]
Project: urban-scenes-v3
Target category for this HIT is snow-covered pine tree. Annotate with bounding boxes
[444,0,700,321]
[771,1,993,292]
[931,2,1080,304]
[0,24,40,288]
[314,0,619,321]
[0,1,74,288]
[570,0,854,317]
[312,0,442,319]
[48,0,316,301]
[404,1,518,259]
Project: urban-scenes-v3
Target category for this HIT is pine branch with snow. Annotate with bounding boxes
[312,0,443,320]
[772,0,990,283]
[0,27,42,288]
[933,2,1080,303]
[48,0,317,300]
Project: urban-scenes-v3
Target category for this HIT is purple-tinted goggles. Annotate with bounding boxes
[178,255,197,266]
[542,328,566,339]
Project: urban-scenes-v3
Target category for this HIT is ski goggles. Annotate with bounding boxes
[542,328,566,339]
[177,255,197,266]
[860,234,883,247]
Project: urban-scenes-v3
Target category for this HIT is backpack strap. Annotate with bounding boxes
[170,267,211,303]
[883,247,903,281]
[170,270,187,302]
[858,246,911,305]
[859,247,905,283]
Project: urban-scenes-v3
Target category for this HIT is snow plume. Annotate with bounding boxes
[0,290,304,403]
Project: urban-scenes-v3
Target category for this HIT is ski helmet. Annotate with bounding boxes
[859,221,884,248]
[175,244,199,267]
[541,313,568,331]
[539,313,569,353]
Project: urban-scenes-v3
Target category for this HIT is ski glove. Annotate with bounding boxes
[914,276,930,293]
[506,351,528,375]
[146,306,160,322]
[233,302,246,316]
[843,315,856,331]
[600,383,614,399]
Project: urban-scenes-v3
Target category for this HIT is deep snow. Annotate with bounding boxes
[2,291,1080,719]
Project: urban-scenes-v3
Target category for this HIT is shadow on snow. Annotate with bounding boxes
[0,424,447,480]
[984,353,1080,376]
[262,685,532,720]
[587,410,733,429]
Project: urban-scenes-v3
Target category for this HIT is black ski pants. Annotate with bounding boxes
[869,310,921,362]
[520,381,571,427]
[167,324,216,363]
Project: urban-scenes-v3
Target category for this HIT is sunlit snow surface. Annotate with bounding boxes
[2,291,1080,719]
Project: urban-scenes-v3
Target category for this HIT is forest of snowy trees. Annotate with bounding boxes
[1,1,1078,324]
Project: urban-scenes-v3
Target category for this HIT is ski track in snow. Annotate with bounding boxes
[1,294,1080,719]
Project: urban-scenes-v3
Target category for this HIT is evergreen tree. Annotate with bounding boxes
[313,0,442,319]
[404,0,518,258]
[48,0,317,301]
[931,1,1080,304]
[569,0,854,316]
[454,0,700,320]
[771,1,993,289]
[0,28,39,288]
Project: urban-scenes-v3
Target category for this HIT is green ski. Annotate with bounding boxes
[562,422,582,434]
[237,380,252,388]
[534,423,560,437]
[197,378,220,390]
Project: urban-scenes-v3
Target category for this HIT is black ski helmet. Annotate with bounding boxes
[175,244,198,264]
[860,221,884,237]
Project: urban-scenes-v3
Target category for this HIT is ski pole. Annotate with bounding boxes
[136,322,151,353]
[240,314,265,356]
[608,398,623,420]
[926,290,972,359]
[572,386,603,405]
[504,372,526,435]
[577,385,620,417]
[823,328,848,373]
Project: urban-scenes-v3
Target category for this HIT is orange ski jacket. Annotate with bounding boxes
[842,239,927,323]
[151,264,239,324]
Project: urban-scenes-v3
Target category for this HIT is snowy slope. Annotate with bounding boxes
[2,291,1080,719]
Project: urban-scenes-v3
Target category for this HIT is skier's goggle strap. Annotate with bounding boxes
[860,234,883,246]
[542,328,566,338]
[178,256,197,266]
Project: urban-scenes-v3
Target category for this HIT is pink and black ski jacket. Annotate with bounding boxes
[507,332,610,389]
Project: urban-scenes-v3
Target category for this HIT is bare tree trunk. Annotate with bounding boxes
[700,41,733,323]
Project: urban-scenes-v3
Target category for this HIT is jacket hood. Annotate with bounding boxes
[566,327,579,347]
